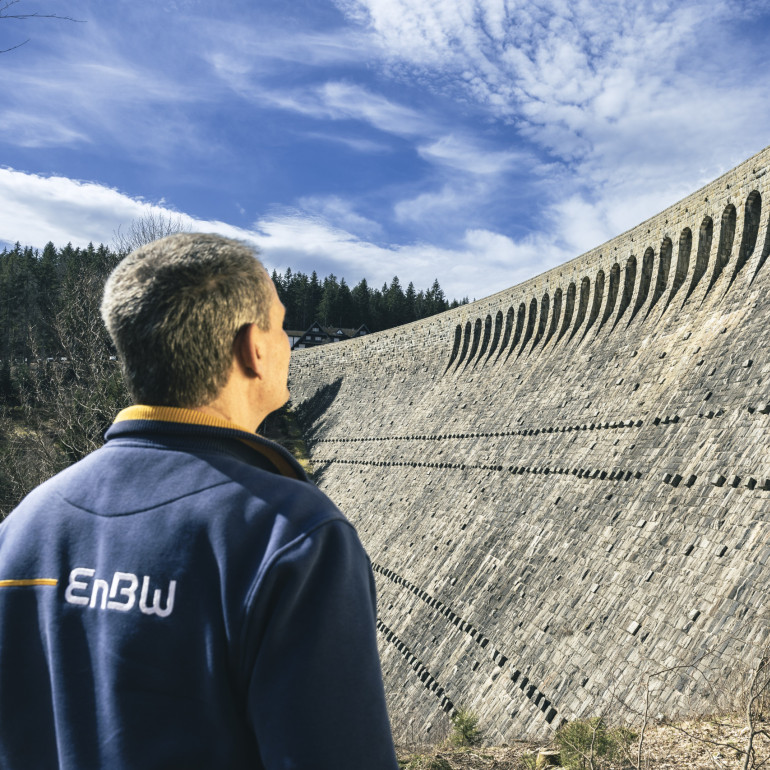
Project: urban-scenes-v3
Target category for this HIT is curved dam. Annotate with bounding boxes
[287,144,770,742]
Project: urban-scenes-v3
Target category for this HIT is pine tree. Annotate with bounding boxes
[405,281,417,323]
[385,276,406,327]
[308,271,322,326]
[351,278,371,328]
[317,274,340,327]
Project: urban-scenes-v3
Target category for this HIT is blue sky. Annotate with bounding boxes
[2,0,770,302]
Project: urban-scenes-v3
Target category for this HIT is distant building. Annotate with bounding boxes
[289,321,370,350]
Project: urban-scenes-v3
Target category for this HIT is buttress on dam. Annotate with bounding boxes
[288,144,770,742]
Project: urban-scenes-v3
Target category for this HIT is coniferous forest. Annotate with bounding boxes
[272,268,467,332]
[0,240,466,515]
[0,241,466,364]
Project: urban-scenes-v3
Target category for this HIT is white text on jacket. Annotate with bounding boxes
[64,568,176,617]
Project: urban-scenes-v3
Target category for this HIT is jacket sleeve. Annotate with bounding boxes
[244,518,399,770]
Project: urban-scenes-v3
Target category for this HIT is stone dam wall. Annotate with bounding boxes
[287,144,770,742]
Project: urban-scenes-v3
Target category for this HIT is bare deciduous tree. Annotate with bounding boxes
[113,212,191,255]
[0,258,129,517]
[600,641,770,770]
[0,0,83,53]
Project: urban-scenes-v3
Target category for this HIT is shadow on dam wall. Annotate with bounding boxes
[287,144,770,743]
[292,377,343,441]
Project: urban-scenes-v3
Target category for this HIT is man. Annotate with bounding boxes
[0,233,398,769]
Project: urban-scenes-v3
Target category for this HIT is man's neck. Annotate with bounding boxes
[192,382,273,433]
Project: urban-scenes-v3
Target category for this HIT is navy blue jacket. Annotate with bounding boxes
[0,406,398,769]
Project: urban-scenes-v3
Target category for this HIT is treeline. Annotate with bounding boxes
[0,242,467,362]
[272,269,467,332]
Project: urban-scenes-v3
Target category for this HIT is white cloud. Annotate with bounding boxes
[0,162,737,309]
[463,227,571,284]
[332,0,770,207]
[394,182,483,224]
[206,25,378,71]
[0,111,89,149]
[255,210,557,301]
[0,168,257,252]
[256,80,433,138]
[345,0,770,291]
[301,131,392,154]
[3,1,768,309]
[254,82,538,231]
[0,20,218,159]
[0,168,506,300]
[296,195,384,238]
[417,135,526,175]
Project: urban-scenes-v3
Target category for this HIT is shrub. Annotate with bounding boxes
[450,708,481,747]
[555,717,636,769]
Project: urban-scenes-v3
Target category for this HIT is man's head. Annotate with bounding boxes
[101,233,281,408]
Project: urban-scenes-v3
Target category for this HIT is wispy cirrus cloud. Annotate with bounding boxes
[254,80,434,138]
[205,25,377,71]
[300,131,393,154]
[394,182,485,225]
[0,111,89,149]
[417,135,528,175]
[0,14,223,161]
[296,195,384,238]
[213,0,770,268]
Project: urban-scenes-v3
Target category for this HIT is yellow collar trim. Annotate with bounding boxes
[113,404,302,481]
[114,405,255,435]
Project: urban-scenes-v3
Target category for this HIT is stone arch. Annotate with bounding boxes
[557,282,576,343]
[510,303,526,351]
[544,288,562,346]
[473,314,493,365]
[455,320,473,369]
[496,307,515,360]
[583,270,604,338]
[569,276,590,341]
[752,204,770,284]
[531,292,550,349]
[669,228,692,304]
[647,237,672,317]
[464,317,483,367]
[599,263,620,330]
[486,310,504,361]
[445,323,463,371]
[707,203,736,294]
[629,247,654,323]
[614,255,636,328]
[518,297,538,355]
[729,191,761,290]
[685,216,713,300]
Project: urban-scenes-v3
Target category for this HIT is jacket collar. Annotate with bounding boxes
[109,405,308,482]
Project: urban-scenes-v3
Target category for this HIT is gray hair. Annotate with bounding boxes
[101,232,273,407]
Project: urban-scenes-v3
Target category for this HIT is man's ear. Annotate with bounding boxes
[234,323,262,378]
